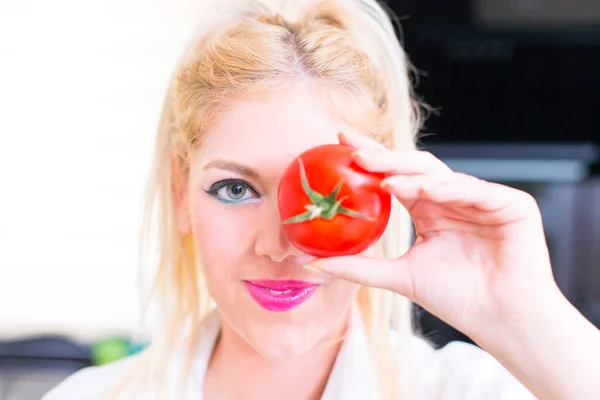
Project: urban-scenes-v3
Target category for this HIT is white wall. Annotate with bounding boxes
[0,0,202,341]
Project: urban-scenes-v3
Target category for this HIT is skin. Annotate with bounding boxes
[177,85,600,399]
[177,85,367,399]
[310,133,600,400]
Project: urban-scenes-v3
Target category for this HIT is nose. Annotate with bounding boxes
[254,197,300,263]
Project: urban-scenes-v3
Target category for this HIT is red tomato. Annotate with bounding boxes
[277,143,391,258]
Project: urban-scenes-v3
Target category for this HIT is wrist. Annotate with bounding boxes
[469,277,566,350]
[474,289,598,400]
[475,285,569,353]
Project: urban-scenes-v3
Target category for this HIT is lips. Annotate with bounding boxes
[245,280,319,312]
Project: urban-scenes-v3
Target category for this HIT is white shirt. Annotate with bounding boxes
[43,308,537,399]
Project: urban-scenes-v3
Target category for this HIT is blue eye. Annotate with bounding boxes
[206,179,260,204]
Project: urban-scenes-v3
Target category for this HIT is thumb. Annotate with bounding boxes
[305,255,414,298]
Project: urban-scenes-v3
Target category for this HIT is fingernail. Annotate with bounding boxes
[380,177,395,189]
[420,183,434,193]
[381,176,416,192]
[303,264,324,273]
[353,149,379,161]
[381,176,408,185]
[352,150,364,159]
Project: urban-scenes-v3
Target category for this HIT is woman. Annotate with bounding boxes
[44,0,600,399]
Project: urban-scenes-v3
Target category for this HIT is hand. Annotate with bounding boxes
[308,132,564,345]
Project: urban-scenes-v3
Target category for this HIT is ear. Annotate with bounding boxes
[174,180,192,235]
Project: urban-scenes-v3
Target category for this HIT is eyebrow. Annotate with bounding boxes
[202,159,259,179]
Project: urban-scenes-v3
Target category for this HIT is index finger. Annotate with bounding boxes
[337,131,388,151]
[353,149,453,176]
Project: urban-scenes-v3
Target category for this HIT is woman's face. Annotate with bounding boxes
[178,86,363,359]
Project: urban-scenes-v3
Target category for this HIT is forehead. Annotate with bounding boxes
[195,86,358,170]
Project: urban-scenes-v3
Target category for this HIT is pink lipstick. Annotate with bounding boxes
[245,280,318,312]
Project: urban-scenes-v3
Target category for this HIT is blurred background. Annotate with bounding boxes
[0,0,598,398]
[389,0,600,346]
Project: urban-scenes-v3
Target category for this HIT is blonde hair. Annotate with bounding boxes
[107,0,423,398]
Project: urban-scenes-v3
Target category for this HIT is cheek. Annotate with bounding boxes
[188,195,257,282]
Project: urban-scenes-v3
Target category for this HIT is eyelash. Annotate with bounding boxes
[205,179,261,204]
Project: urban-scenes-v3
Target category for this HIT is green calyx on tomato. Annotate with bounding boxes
[282,158,373,224]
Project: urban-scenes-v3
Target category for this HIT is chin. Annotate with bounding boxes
[242,320,325,360]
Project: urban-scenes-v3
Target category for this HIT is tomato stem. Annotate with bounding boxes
[282,158,374,224]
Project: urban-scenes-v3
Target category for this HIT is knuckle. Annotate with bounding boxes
[420,150,453,172]
[507,188,542,216]
[419,150,436,161]
[519,190,540,209]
